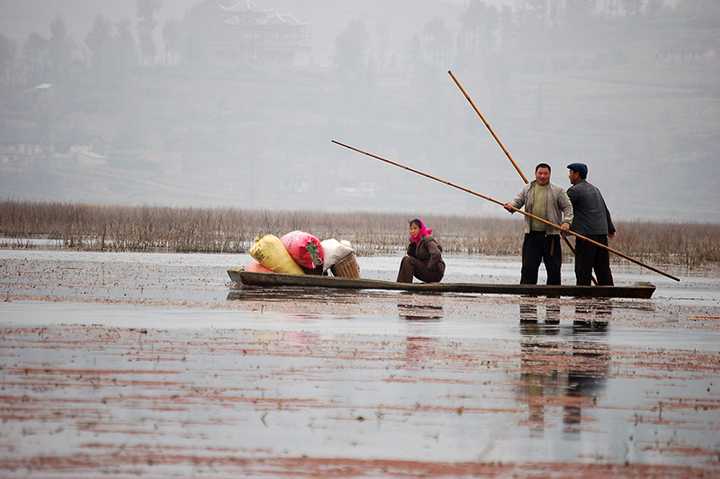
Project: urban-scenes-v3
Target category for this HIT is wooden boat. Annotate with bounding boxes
[228,269,656,299]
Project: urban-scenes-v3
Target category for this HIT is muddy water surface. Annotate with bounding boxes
[1,250,719,477]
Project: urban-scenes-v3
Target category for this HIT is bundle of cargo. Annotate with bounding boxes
[281,231,324,272]
[249,234,305,275]
[244,259,273,273]
[245,231,328,276]
[240,231,361,279]
[322,239,360,279]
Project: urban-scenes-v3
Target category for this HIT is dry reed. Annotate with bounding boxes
[1,200,718,267]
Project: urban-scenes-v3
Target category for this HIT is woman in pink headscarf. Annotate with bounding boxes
[397,218,445,283]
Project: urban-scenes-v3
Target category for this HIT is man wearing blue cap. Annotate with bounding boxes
[566,163,616,286]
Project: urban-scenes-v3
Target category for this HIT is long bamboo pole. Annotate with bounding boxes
[447,70,528,182]
[447,70,597,284]
[331,139,681,282]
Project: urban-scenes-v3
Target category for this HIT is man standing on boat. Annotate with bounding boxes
[566,163,616,286]
[504,163,573,285]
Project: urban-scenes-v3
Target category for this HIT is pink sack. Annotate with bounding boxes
[281,231,325,270]
[245,259,273,273]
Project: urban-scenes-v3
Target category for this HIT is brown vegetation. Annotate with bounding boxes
[1,200,719,266]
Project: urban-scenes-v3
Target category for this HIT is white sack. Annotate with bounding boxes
[321,238,354,271]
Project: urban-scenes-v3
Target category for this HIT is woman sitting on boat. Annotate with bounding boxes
[397,218,445,283]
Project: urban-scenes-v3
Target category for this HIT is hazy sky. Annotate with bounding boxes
[0,0,718,222]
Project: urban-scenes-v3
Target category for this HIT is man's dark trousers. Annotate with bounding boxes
[574,235,613,286]
[520,232,562,285]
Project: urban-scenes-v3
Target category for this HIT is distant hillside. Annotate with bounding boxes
[0,0,718,221]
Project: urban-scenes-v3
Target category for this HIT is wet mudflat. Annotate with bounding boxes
[1,250,719,478]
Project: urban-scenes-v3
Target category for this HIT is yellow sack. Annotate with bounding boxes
[249,234,304,275]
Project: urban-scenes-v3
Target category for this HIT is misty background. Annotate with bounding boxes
[0,0,718,222]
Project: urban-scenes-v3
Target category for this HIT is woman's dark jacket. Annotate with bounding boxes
[407,236,445,273]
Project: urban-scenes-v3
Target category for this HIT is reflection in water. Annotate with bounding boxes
[517,298,611,436]
[397,303,444,322]
[226,287,365,305]
[519,297,561,325]
[404,336,438,367]
[397,302,444,368]
[561,341,610,434]
[573,298,612,330]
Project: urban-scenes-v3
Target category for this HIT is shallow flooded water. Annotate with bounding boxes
[1,250,719,477]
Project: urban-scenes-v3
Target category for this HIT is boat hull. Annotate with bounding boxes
[227,270,655,299]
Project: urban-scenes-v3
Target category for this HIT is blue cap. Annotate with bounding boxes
[567,162,588,179]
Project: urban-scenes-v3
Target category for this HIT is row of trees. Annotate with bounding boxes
[1,0,718,89]
[335,0,720,83]
[0,0,178,88]
[0,0,720,81]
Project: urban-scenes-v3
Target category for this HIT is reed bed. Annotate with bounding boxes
[1,200,719,267]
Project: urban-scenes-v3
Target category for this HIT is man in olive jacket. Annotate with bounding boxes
[504,163,573,285]
[566,163,616,286]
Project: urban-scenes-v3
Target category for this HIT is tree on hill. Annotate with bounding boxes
[421,17,453,68]
[334,20,369,80]
[458,1,499,58]
[85,15,138,95]
[85,14,112,73]
[162,20,180,65]
[48,16,75,82]
[23,32,49,84]
[137,0,162,65]
[0,34,16,84]
[115,20,139,74]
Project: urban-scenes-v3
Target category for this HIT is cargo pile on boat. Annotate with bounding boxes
[244,231,360,278]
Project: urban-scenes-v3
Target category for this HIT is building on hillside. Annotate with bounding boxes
[183,0,310,67]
